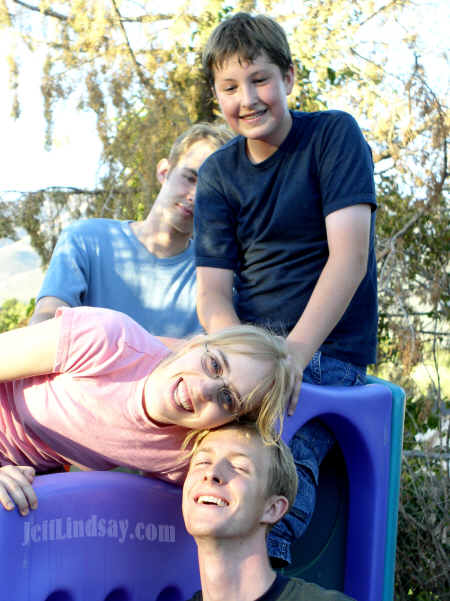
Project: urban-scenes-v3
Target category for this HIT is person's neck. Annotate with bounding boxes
[195,538,277,601]
[246,111,292,164]
[130,214,191,259]
[246,138,280,164]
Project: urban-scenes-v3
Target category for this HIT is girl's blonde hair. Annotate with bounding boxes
[157,324,292,445]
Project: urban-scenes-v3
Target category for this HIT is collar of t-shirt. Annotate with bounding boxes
[192,574,290,601]
[255,574,289,601]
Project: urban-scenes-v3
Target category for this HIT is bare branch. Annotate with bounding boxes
[13,0,68,21]
[12,0,175,24]
[403,450,450,459]
[377,208,426,261]
[110,0,150,87]
[357,0,409,28]
[349,47,406,85]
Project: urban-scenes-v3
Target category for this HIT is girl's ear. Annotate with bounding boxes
[156,158,171,184]
[261,495,289,526]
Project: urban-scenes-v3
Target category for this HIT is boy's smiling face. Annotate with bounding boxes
[213,52,294,160]
[156,140,217,235]
[182,426,280,540]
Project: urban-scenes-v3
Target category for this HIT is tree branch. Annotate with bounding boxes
[12,0,174,24]
[357,0,409,28]
[110,0,150,87]
[403,450,450,460]
[377,208,426,261]
[349,46,406,85]
[13,0,68,21]
[1,185,103,196]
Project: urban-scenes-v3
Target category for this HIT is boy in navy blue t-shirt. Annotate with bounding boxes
[195,13,377,565]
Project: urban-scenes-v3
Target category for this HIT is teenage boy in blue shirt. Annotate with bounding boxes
[194,13,377,566]
[29,123,233,338]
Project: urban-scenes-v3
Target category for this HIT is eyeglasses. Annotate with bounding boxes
[201,343,241,414]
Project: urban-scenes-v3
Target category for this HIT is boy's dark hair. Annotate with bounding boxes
[202,12,293,87]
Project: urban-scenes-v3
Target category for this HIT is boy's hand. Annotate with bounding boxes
[0,465,37,516]
[286,340,310,416]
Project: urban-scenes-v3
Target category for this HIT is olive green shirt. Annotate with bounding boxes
[186,574,356,601]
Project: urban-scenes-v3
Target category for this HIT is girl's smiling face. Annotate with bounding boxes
[145,342,271,430]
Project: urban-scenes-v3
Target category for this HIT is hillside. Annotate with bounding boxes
[0,237,44,304]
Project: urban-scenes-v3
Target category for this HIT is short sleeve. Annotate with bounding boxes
[194,155,239,270]
[317,112,376,216]
[54,306,160,377]
[37,221,90,306]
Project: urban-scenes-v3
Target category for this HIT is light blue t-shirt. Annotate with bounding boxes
[37,218,201,337]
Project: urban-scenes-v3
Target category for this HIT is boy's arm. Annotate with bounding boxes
[29,296,70,325]
[196,266,241,333]
[286,204,371,412]
[0,317,60,381]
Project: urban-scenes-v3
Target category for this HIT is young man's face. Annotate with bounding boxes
[213,52,294,152]
[182,426,282,540]
[147,344,271,430]
[157,140,217,234]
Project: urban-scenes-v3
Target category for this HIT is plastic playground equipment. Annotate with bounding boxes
[0,376,404,601]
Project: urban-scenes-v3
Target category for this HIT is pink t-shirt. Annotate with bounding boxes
[0,307,190,484]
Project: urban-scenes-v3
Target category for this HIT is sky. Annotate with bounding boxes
[0,0,448,197]
[0,41,102,195]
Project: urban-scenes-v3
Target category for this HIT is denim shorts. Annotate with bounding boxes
[267,352,366,565]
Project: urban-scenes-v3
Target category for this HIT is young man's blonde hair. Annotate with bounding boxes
[190,422,298,513]
[156,324,292,444]
[167,121,233,172]
[202,12,293,88]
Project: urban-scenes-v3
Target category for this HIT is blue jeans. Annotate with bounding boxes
[267,352,366,565]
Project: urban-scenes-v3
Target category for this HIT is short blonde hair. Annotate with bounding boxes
[189,423,298,512]
[167,122,233,172]
[162,324,292,444]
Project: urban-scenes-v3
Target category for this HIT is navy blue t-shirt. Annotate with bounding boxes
[195,110,378,365]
